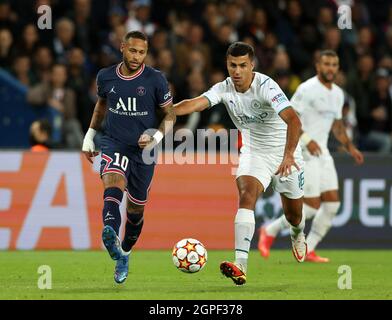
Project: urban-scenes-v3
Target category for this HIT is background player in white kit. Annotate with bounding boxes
[259,50,364,263]
[174,42,307,285]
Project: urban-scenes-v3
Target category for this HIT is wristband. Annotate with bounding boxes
[300,132,312,145]
[85,128,97,140]
[153,130,164,144]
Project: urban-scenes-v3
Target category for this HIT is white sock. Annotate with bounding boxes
[303,203,318,220]
[288,212,305,237]
[307,202,340,252]
[265,215,290,237]
[234,208,255,272]
[265,203,318,237]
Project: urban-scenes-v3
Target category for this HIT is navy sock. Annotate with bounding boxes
[122,212,144,252]
[102,187,123,236]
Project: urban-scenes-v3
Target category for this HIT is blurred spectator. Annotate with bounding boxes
[270,47,301,95]
[15,24,40,57]
[0,28,14,68]
[32,46,54,82]
[67,0,98,56]
[182,70,208,132]
[256,32,278,73]
[0,0,18,32]
[354,26,375,58]
[335,71,358,140]
[100,24,126,67]
[52,18,76,63]
[155,48,184,98]
[108,5,127,29]
[378,26,392,59]
[317,6,335,38]
[175,23,211,77]
[29,119,52,152]
[149,29,169,58]
[201,2,223,43]
[11,55,36,87]
[126,0,156,37]
[322,27,354,72]
[361,68,392,152]
[347,53,376,135]
[0,0,390,152]
[67,47,92,133]
[241,7,268,44]
[211,23,234,73]
[27,64,84,149]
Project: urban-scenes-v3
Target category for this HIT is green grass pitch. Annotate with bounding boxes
[0,250,391,300]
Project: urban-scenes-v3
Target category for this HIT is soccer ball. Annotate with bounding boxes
[172,238,207,273]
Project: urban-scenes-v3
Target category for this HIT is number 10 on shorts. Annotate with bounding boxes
[113,153,129,171]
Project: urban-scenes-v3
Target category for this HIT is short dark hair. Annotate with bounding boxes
[124,30,148,42]
[318,49,338,61]
[226,42,254,60]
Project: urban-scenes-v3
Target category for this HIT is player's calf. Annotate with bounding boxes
[122,211,144,252]
[102,187,124,260]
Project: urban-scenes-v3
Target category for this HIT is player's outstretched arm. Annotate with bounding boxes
[174,96,210,116]
[82,97,107,164]
[275,107,302,176]
[332,119,364,165]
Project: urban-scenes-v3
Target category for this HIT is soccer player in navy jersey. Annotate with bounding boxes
[82,31,176,284]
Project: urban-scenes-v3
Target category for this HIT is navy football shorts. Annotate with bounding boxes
[100,145,155,206]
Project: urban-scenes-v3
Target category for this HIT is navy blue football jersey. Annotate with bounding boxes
[96,63,172,147]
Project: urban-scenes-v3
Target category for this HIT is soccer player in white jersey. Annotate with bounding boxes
[174,42,307,285]
[258,50,364,263]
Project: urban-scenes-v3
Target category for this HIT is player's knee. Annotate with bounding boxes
[127,210,144,222]
[102,173,126,190]
[127,202,145,214]
[285,214,301,226]
[238,189,258,209]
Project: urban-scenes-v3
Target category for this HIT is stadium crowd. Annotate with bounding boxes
[0,0,392,152]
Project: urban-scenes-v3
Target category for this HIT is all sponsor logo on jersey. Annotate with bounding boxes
[109,97,148,116]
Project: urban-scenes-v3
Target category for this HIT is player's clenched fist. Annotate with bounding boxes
[82,128,99,164]
[138,133,154,149]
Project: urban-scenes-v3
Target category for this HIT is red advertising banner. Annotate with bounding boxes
[0,152,238,250]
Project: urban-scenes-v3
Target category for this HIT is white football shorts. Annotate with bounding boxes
[302,152,339,197]
[236,151,304,199]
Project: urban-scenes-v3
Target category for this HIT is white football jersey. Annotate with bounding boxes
[291,76,344,152]
[203,72,300,156]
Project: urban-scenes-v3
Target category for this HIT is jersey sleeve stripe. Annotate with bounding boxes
[259,77,270,87]
[277,105,292,114]
[202,95,212,108]
[159,97,173,107]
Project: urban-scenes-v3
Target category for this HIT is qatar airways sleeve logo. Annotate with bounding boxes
[271,93,288,106]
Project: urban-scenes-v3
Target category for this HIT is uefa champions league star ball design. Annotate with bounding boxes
[172,238,208,273]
